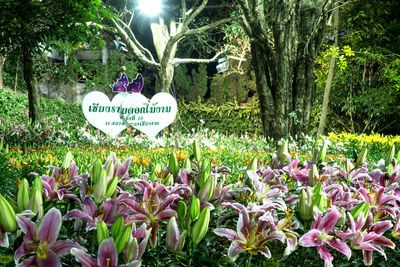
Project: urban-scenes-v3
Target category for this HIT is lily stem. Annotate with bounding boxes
[247,254,253,267]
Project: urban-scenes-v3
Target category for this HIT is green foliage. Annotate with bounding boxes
[0,88,86,141]
[314,0,400,134]
[35,51,141,95]
[209,62,256,105]
[174,64,208,102]
[178,100,263,136]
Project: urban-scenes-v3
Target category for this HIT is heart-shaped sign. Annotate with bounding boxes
[82,91,128,138]
[121,92,177,138]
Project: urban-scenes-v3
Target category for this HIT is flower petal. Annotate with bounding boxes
[120,260,141,267]
[150,223,159,248]
[83,196,97,217]
[16,214,36,241]
[38,208,61,244]
[117,157,132,178]
[18,255,37,267]
[156,209,177,221]
[37,248,61,267]
[64,210,94,225]
[372,221,393,236]
[299,229,323,247]
[98,238,118,267]
[228,241,243,260]
[373,236,395,249]
[52,240,82,256]
[326,239,351,259]
[0,231,9,248]
[14,244,35,264]
[319,208,341,233]
[237,210,250,241]
[70,248,97,267]
[214,228,237,241]
[363,250,373,266]
[317,244,333,267]
[259,246,271,258]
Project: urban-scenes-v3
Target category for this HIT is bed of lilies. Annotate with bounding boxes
[2,138,400,267]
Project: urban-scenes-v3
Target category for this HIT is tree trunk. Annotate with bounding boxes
[251,41,276,138]
[0,56,4,89]
[22,46,41,122]
[238,0,333,139]
[156,63,174,93]
[317,0,339,138]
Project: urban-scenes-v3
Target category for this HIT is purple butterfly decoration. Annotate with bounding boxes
[127,73,144,93]
[110,73,143,93]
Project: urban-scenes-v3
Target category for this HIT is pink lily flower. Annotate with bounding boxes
[214,209,286,260]
[14,208,82,267]
[71,237,140,267]
[340,212,395,266]
[64,196,125,230]
[358,186,399,219]
[123,181,180,247]
[299,207,351,267]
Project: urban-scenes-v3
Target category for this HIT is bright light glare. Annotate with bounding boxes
[138,0,162,16]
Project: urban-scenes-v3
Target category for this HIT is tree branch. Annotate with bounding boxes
[182,0,187,21]
[172,50,226,65]
[111,19,159,69]
[186,0,201,16]
[116,18,156,62]
[184,17,232,36]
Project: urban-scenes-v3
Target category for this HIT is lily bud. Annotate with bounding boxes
[31,176,43,193]
[17,178,30,212]
[111,217,124,239]
[163,173,174,186]
[167,216,186,253]
[169,153,179,178]
[105,161,115,181]
[386,145,395,167]
[97,221,109,245]
[62,151,73,170]
[387,164,394,177]
[277,140,288,163]
[312,183,327,212]
[396,150,400,163]
[199,159,211,188]
[0,194,17,232]
[94,169,107,204]
[356,148,368,167]
[115,225,132,254]
[308,164,319,186]
[29,188,43,220]
[344,159,352,174]
[189,195,200,221]
[247,156,258,172]
[312,194,327,212]
[298,188,313,220]
[193,139,201,162]
[337,209,347,228]
[192,207,210,246]
[183,158,191,171]
[177,201,187,222]
[350,202,370,220]
[317,140,328,163]
[198,177,214,202]
[104,176,118,200]
[91,160,103,184]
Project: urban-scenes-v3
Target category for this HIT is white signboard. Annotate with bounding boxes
[81,73,177,138]
[121,92,177,138]
[82,92,128,138]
